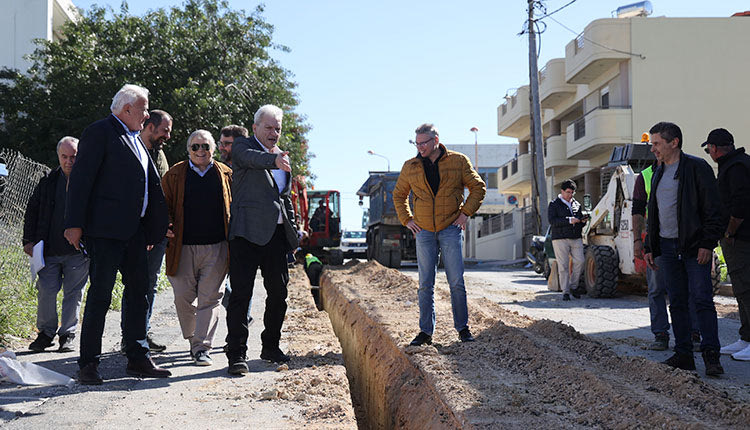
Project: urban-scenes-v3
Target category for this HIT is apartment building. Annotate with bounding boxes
[1,0,78,72]
[497,14,750,210]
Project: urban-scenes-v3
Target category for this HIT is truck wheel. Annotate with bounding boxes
[329,249,344,266]
[584,245,618,298]
[710,250,729,296]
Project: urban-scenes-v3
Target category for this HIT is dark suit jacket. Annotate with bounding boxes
[228,136,298,250]
[64,114,168,245]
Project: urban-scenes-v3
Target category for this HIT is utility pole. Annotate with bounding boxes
[527,0,548,235]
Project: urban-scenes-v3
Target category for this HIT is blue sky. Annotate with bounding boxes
[72,0,749,229]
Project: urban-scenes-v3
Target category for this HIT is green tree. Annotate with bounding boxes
[0,0,311,177]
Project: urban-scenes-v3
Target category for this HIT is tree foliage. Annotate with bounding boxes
[0,0,311,177]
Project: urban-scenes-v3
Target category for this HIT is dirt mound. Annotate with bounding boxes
[324,261,750,428]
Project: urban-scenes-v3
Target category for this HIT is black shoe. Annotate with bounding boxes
[571,291,581,299]
[228,355,249,375]
[458,328,475,343]
[648,333,669,351]
[409,332,432,346]
[260,347,291,363]
[126,357,171,378]
[662,352,696,371]
[77,362,103,385]
[702,349,724,376]
[29,332,55,352]
[58,333,75,352]
[562,293,571,301]
[147,333,167,352]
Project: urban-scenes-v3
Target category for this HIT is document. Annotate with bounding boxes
[29,241,45,282]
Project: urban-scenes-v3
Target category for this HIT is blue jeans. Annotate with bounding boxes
[121,237,166,334]
[35,253,89,337]
[416,225,468,335]
[647,263,699,337]
[657,238,720,354]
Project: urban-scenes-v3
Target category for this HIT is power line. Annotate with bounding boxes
[547,15,646,59]
[537,0,579,20]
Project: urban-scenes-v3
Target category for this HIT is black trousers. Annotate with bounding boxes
[226,225,289,358]
[79,224,150,368]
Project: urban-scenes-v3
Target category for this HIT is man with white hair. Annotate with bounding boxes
[225,104,299,374]
[64,84,170,384]
[23,137,89,353]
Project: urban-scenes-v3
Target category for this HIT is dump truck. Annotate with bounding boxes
[357,171,416,268]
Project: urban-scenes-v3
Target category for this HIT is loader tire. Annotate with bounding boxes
[711,250,728,296]
[329,249,344,266]
[584,245,618,298]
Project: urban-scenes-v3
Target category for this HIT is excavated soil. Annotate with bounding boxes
[323,261,750,429]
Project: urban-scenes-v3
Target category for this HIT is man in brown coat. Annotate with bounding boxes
[162,130,232,366]
[393,123,485,346]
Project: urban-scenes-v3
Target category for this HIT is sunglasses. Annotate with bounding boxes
[190,143,210,152]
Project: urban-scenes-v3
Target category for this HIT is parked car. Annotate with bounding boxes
[340,229,367,258]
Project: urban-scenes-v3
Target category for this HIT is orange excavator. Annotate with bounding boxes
[290,176,344,265]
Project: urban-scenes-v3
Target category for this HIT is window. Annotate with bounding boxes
[601,86,610,109]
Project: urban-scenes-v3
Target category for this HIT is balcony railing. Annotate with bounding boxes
[480,211,515,237]
[571,105,631,141]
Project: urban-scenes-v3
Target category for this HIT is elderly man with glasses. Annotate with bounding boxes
[161,130,233,366]
[393,123,486,347]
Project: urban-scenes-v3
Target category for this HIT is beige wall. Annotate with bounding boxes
[630,17,750,164]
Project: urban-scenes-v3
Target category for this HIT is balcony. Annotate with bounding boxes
[497,153,532,195]
[565,19,630,84]
[544,134,577,171]
[566,106,632,160]
[539,58,576,109]
[497,86,530,139]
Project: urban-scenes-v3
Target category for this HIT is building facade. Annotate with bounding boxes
[493,14,750,257]
[1,0,78,72]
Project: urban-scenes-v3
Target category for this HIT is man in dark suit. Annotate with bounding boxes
[225,104,299,374]
[64,84,171,384]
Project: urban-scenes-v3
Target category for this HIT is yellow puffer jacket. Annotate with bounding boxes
[393,144,486,232]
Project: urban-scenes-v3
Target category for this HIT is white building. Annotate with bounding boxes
[489,12,750,261]
[1,0,78,72]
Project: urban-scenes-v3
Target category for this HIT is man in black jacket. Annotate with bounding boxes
[548,179,587,301]
[644,122,724,376]
[23,137,89,353]
[704,128,750,362]
[64,84,170,384]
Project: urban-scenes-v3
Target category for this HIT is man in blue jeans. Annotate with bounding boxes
[23,137,89,353]
[393,123,486,346]
[644,122,724,376]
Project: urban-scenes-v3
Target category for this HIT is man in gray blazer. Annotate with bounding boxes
[225,104,299,374]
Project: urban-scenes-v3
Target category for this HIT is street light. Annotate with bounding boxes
[470,127,479,168]
[367,150,390,172]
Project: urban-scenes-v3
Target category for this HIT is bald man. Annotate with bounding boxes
[23,137,90,354]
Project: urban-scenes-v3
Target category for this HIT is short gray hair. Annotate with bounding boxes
[110,84,149,114]
[254,104,283,125]
[186,129,216,152]
[56,136,79,152]
[415,123,439,138]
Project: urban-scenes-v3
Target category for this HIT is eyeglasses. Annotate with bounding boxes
[190,143,210,152]
[703,145,712,154]
[218,140,232,148]
[410,137,434,147]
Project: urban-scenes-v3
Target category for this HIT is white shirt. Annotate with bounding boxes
[188,159,215,177]
[113,114,148,217]
[255,136,288,224]
[558,194,576,224]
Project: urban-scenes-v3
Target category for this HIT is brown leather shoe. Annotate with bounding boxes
[126,357,171,378]
[77,362,103,385]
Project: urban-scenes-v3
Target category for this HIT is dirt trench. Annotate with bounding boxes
[321,261,750,429]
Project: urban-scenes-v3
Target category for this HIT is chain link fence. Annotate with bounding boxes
[0,148,51,342]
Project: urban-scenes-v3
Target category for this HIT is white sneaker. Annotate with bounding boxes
[731,344,750,361]
[720,339,750,355]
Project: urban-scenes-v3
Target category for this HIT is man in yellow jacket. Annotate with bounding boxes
[393,123,486,346]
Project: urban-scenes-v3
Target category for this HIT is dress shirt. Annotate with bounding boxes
[188,159,215,177]
[113,114,149,217]
[255,136,287,224]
